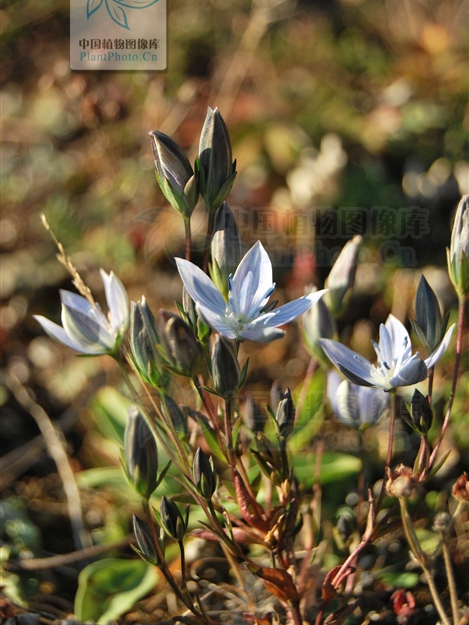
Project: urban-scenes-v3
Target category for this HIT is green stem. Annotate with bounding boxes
[224,397,236,470]
[441,534,460,625]
[184,215,191,261]
[178,539,187,586]
[142,500,204,621]
[202,209,215,273]
[399,498,451,625]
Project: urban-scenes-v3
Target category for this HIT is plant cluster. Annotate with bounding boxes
[33,111,469,624]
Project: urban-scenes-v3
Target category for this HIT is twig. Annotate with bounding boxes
[5,373,92,551]
[17,535,135,570]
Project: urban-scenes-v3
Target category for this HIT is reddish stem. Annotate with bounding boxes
[422,295,466,480]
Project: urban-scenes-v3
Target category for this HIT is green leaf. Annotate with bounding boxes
[197,415,227,464]
[232,415,242,450]
[91,387,131,443]
[377,570,419,589]
[74,558,157,623]
[292,452,361,486]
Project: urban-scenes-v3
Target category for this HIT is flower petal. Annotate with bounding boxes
[100,269,129,335]
[62,305,116,352]
[239,326,285,343]
[358,385,389,425]
[60,290,109,327]
[318,339,376,386]
[231,242,273,316]
[425,323,455,369]
[378,324,393,369]
[33,315,100,354]
[388,354,428,387]
[196,303,238,339]
[335,379,361,427]
[255,291,327,328]
[176,258,227,316]
[385,314,411,363]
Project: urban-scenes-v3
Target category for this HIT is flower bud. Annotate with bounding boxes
[159,311,201,377]
[211,202,243,297]
[302,293,337,366]
[276,388,295,439]
[327,372,389,430]
[124,406,158,499]
[198,108,237,213]
[337,513,355,543]
[211,334,240,398]
[130,298,166,387]
[255,432,282,472]
[448,195,469,297]
[182,285,197,328]
[193,447,217,500]
[452,472,469,502]
[160,496,188,541]
[149,130,198,218]
[244,395,266,432]
[133,515,162,566]
[402,389,433,435]
[325,235,362,315]
[410,275,449,353]
[162,395,189,439]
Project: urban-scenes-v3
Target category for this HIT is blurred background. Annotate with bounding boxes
[1,0,468,616]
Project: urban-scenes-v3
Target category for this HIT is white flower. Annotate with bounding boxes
[327,371,389,429]
[34,270,129,355]
[319,314,454,390]
[176,241,327,343]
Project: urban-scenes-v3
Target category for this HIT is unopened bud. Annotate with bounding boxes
[404,389,433,435]
[211,334,240,397]
[448,195,469,297]
[162,395,189,439]
[276,388,295,438]
[193,447,217,500]
[133,515,161,566]
[182,286,197,328]
[159,311,201,377]
[149,130,198,218]
[325,235,362,314]
[251,432,282,484]
[302,294,337,366]
[244,395,266,432]
[337,514,355,542]
[198,107,237,213]
[160,496,188,541]
[130,298,165,387]
[124,407,158,499]
[211,202,243,296]
[410,276,449,352]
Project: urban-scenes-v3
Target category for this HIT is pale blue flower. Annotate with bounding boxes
[327,371,389,429]
[319,314,454,391]
[176,241,327,343]
[34,270,129,355]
